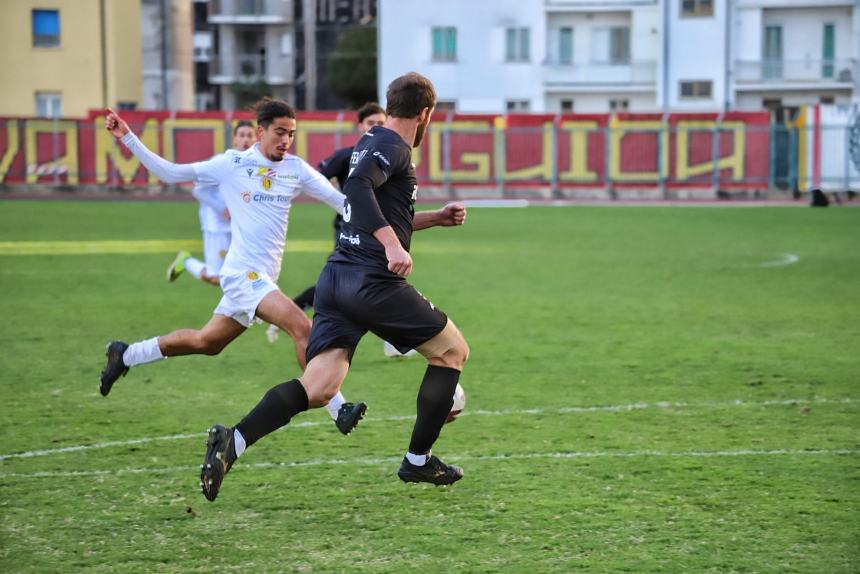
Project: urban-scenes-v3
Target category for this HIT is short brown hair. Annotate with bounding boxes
[356,102,386,123]
[233,120,254,134]
[254,98,296,128]
[385,73,436,119]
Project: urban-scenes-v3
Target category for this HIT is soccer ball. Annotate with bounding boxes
[446,383,466,423]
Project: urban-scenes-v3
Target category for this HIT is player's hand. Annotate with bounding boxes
[104,107,130,138]
[385,244,413,277]
[438,202,467,227]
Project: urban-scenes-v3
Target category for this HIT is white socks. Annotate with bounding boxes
[406,451,430,466]
[233,428,246,457]
[122,337,165,367]
[185,257,205,280]
[325,391,346,421]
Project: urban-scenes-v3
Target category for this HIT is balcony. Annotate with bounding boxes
[544,60,657,89]
[209,53,294,85]
[545,0,657,10]
[735,59,856,88]
[208,0,292,24]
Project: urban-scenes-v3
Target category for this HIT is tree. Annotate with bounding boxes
[327,27,377,108]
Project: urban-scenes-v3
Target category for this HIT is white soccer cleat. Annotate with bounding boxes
[383,341,419,358]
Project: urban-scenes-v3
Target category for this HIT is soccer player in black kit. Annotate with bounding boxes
[199,72,471,500]
[291,102,387,311]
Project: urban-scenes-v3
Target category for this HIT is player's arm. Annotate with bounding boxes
[413,202,467,231]
[343,146,412,277]
[317,149,347,184]
[104,108,197,184]
[300,161,346,214]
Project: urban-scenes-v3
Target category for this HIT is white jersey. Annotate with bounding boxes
[191,144,344,279]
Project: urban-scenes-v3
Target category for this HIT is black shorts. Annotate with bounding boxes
[306,261,448,362]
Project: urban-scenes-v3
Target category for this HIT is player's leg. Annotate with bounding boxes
[99,314,246,396]
[291,285,315,311]
[197,230,229,286]
[199,348,352,501]
[254,290,311,370]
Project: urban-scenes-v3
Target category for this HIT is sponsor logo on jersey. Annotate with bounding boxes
[343,202,351,222]
[246,168,253,177]
[350,149,368,165]
[251,193,291,202]
[339,231,360,245]
[256,167,278,178]
[242,191,251,203]
[372,151,390,166]
[232,156,241,164]
[277,173,299,181]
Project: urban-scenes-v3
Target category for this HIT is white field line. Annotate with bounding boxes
[759,253,800,268]
[0,449,857,480]
[0,397,855,462]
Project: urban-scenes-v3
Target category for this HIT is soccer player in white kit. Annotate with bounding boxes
[166,121,256,286]
[98,100,368,435]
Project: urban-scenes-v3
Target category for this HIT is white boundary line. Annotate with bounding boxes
[0,397,855,462]
[758,253,800,268]
[0,449,856,480]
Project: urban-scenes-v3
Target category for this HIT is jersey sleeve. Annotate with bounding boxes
[190,152,232,185]
[119,132,198,183]
[299,158,346,214]
[341,143,402,235]
[192,181,226,213]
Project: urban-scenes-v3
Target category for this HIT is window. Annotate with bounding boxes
[35,92,62,118]
[432,27,457,62]
[609,27,630,65]
[681,0,713,17]
[763,25,782,79]
[822,24,835,79]
[820,96,835,104]
[559,27,573,65]
[435,100,457,112]
[32,9,60,48]
[505,27,530,62]
[609,99,629,111]
[560,99,574,112]
[506,100,530,112]
[679,81,712,99]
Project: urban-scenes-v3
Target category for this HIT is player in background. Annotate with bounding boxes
[281,103,415,358]
[167,121,256,286]
[199,72,470,502]
[98,99,367,435]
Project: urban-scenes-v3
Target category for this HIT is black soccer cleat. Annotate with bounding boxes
[99,341,130,396]
[200,424,237,502]
[335,402,367,435]
[397,455,464,486]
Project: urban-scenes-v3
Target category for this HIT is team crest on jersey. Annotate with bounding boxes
[261,177,273,190]
[219,250,227,259]
[242,191,251,203]
[247,271,259,281]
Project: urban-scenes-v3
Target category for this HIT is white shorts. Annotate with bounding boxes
[202,230,231,277]
[214,270,279,327]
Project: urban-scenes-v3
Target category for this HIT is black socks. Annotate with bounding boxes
[235,379,309,447]
[408,365,461,455]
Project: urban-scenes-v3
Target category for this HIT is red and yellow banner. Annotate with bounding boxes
[0,110,771,188]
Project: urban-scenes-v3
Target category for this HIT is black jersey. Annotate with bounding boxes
[317,146,353,190]
[329,126,416,271]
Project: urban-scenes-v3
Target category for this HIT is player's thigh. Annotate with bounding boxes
[255,290,311,338]
[358,280,449,355]
[416,318,468,364]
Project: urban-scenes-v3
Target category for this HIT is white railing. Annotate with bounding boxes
[544,60,657,86]
[735,59,856,84]
[208,0,292,22]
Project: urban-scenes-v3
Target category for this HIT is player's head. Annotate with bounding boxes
[254,98,296,161]
[232,120,255,151]
[356,102,386,135]
[385,72,436,147]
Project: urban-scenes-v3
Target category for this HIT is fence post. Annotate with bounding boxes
[711,119,721,195]
[768,121,776,190]
[788,125,798,192]
[493,116,506,198]
[442,124,451,198]
[549,119,558,198]
[657,125,666,199]
[605,120,613,199]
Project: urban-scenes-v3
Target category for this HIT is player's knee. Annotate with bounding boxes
[197,334,227,355]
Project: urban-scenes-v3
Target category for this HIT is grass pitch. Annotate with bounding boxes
[0,199,858,573]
